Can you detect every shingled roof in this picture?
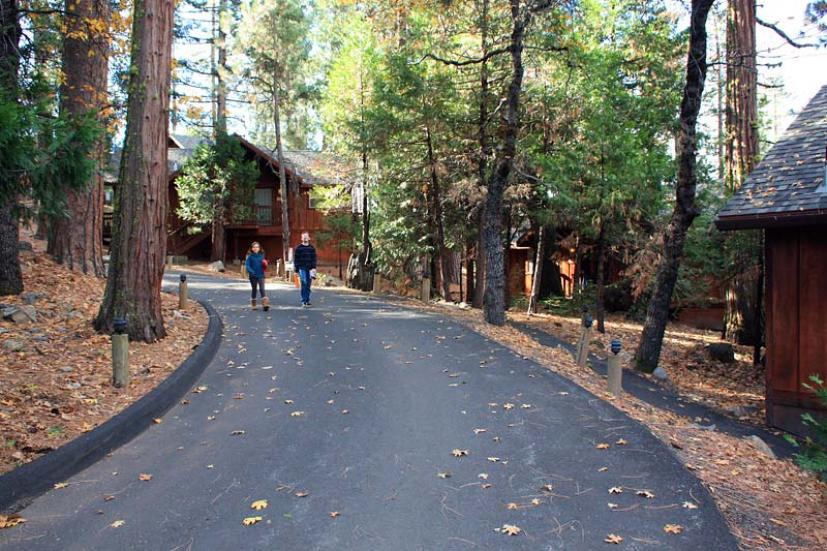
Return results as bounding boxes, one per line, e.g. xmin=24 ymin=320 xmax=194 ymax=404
xmin=716 ymin=84 xmax=827 ymax=230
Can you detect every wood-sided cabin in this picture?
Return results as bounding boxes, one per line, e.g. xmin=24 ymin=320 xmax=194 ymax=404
xmin=164 ymin=134 xmax=353 ymax=273
xmin=716 ymin=84 xmax=827 ymax=436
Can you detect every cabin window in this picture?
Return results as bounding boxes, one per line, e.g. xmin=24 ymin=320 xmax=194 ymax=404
xmin=255 ymin=188 xmax=273 ymax=224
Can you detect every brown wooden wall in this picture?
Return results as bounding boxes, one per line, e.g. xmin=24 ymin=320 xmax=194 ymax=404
xmin=765 ymin=225 xmax=827 ymax=435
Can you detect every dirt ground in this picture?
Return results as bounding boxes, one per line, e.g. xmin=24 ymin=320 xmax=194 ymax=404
xmin=510 ymin=310 xmax=767 ymax=426
xmin=0 ymin=231 xmax=208 ymax=475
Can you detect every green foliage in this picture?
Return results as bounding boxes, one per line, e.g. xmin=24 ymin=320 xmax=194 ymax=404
xmin=785 ymin=375 xmax=827 ymax=479
xmin=0 ymin=91 xmax=99 ymax=219
xmin=175 ymin=133 xmax=259 ymax=225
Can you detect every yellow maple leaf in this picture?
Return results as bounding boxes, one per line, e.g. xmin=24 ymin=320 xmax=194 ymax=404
xmin=503 ymin=403 xmax=515 ymax=410
xmin=664 ymin=524 xmax=684 ymax=534
xmin=242 ymin=516 xmax=262 ymax=526
xmin=54 ymin=482 xmax=69 ymax=489
xmin=501 ymin=524 xmax=521 ymax=536
xmin=250 ymin=500 xmax=268 ymax=511
xmin=138 ymin=473 xmax=152 ymax=481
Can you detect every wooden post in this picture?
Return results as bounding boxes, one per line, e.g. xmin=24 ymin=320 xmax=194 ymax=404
xmin=576 ymin=314 xmax=594 ymax=368
xmin=372 ymin=274 xmax=381 ymax=294
xmin=421 ymin=277 xmax=431 ymax=302
xmin=179 ymin=273 xmax=188 ymax=309
xmin=607 ymin=339 xmax=622 ymax=396
xmin=112 ymin=318 xmax=129 ymax=388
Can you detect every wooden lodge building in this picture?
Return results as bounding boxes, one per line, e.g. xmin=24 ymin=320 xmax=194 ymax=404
xmin=108 ymin=134 xmax=354 ymax=274
xmin=716 ymin=84 xmax=827 ymax=436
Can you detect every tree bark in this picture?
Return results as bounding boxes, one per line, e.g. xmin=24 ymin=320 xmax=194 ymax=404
xmin=724 ymin=0 xmax=761 ymax=345
xmin=595 ymin=223 xmax=607 ymax=333
xmin=633 ymin=0 xmax=714 ymax=372
xmin=273 ymin=77 xmax=291 ymax=270
xmin=50 ymin=0 xmax=110 ymax=276
xmin=725 ymin=0 xmax=757 ymax=192
xmin=527 ymin=224 xmax=547 ymax=315
xmin=0 ymin=0 xmax=23 ymax=296
xmin=95 ymin=0 xmax=172 ymax=342
xmin=425 ymin=124 xmax=452 ymax=301
xmin=472 ymin=0 xmax=490 ymax=310
xmin=216 ymin=0 xmax=228 ymax=135
xmin=211 ymin=202 xmax=226 ymax=262
xmin=483 ymin=0 xmax=532 ymax=326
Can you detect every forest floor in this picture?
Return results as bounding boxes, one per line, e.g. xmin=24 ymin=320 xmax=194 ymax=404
xmin=392 ymin=297 xmax=827 ymax=550
xmin=509 ymin=310 xmax=766 ymax=426
xmin=0 ymin=229 xmax=209 ymax=475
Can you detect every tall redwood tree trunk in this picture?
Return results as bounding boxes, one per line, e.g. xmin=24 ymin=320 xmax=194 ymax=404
xmin=95 ymin=0 xmax=172 ymax=342
xmin=50 ymin=0 xmax=110 ymax=276
xmin=724 ymin=0 xmax=761 ymax=348
xmin=633 ymin=0 xmax=715 ymax=372
xmin=0 ymin=0 xmax=23 ymax=296
xmin=472 ymin=0 xmax=490 ymax=309
xmin=527 ymin=224 xmax=547 ymax=314
xmin=425 ymin=125 xmax=452 ymax=300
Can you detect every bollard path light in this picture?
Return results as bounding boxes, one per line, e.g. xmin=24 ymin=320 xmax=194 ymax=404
xmin=179 ymin=273 xmax=188 ymax=309
xmin=113 ymin=317 xmax=128 ymax=334
xmin=180 ymin=273 xmax=187 ymax=283
xmin=607 ymin=338 xmax=623 ymax=396
xmin=112 ymin=317 xmax=129 ymax=387
xmin=583 ymin=313 xmax=594 ymax=328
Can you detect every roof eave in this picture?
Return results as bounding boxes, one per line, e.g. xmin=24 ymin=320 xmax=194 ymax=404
xmin=715 ymin=209 xmax=827 ymax=231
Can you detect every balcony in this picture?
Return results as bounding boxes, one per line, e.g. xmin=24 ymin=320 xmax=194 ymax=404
xmin=231 ymin=205 xmax=280 ymax=227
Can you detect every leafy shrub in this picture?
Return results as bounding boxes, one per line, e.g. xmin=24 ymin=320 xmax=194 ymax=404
xmin=785 ymin=375 xmax=827 ymax=479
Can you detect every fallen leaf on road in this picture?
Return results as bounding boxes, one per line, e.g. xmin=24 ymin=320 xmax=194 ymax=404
xmin=110 ymin=520 xmax=125 ymax=528
xmin=478 ymin=473 xmax=489 ymax=480
xmin=608 ymin=487 xmax=623 ymax=494
xmin=0 ymin=515 xmax=26 ymax=529
xmin=329 ymin=511 xmax=340 ymax=518
xmin=616 ymin=439 xmax=627 ymax=445
xmin=608 ymin=502 xmax=619 ymax=509
xmin=152 ymin=418 xmax=162 ymax=424
xmin=294 ymin=491 xmax=309 ymax=498
xmin=284 ymin=399 xmax=294 ymax=404
xmin=481 ymin=483 xmax=492 ymax=489
xmin=506 ymin=502 xmax=519 ymax=510
xmin=503 ymin=403 xmax=515 ymax=410
xmin=664 ymin=524 xmax=684 ymax=534
xmin=251 ymin=500 xmax=268 ymax=510
xmin=54 ymin=482 xmax=69 ymax=489
xmin=596 ymin=443 xmax=610 ymax=450
xmin=231 ymin=430 xmax=245 ymax=435
xmin=501 ymin=524 xmax=521 ymax=536
xmin=531 ymin=498 xmax=541 ymax=506
xmin=290 ymin=411 xmax=305 ymax=417
xmin=451 ymin=449 xmax=469 ymax=458
xmin=193 ymin=386 xmax=207 ymax=394
xmin=242 ymin=516 xmax=262 ymax=526
xmin=636 ymin=490 xmax=655 ymax=499
xmin=540 ymin=484 xmax=553 ymax=492
xmin=487 ymin=457 xmax=501 ymax=462
xmin=473 ymin=428 xmax=487 ymax=435
xmin=682 ymin=501 xmax=698 ymax=510
xmin=437 ymin=471 xmax=451 ymax=479
xmin=139 ymin=473 xmax=152 ymax=481
xmin=605 ymin=534 xmax=623 ymax=544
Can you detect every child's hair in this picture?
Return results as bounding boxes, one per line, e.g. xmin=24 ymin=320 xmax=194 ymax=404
xmin=248 ymin=241 xmax=265 ymax=256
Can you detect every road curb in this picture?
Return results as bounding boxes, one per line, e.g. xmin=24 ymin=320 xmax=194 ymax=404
xmin=0 ymin=299 xmax=223 ymax=513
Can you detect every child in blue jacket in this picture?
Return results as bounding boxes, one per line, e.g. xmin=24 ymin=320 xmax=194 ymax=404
xmin=245 ymin=242 xmax=269 ymax=311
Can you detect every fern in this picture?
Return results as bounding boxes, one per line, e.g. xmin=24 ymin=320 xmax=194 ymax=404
xmin=785 ymin=375 xmax=827 ymax=479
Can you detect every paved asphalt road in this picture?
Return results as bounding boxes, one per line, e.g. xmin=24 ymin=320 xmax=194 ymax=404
xmin=0 ymin=275 xmax=736 ymax=550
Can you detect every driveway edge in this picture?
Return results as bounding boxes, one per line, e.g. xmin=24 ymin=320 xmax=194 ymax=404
xmin=0 ymin=299 xmax=223 ymax=513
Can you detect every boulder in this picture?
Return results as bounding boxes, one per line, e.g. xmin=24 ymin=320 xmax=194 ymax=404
xmin=21 ymin=292 xmax=40 ymax=305
xmin=3 ymin=339 xmax=25 ymax=352
xmin=745 ymin=435 xmax=775 ymax=459
xmin=707 ymin=342 xmax=735 ymax=363
xmin=2 ymin=305 xmax=37 ymax=324
xmin=209 ymin=260 xmax=225 ymax=273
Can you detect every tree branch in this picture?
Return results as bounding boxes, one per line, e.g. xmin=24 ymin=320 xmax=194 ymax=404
xmin=756 ymin=16 xmax=818 ymax=49
xmin=417 ymin=46 xmax=511 ymax=67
